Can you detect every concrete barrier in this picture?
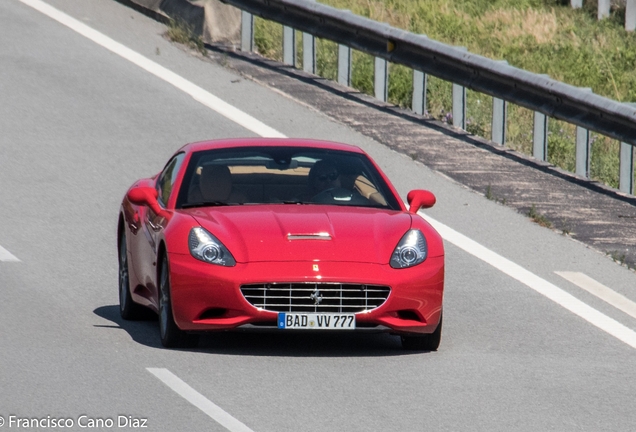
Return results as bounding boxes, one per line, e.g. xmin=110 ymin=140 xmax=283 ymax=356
xmin=201 ymin=0 xmax=240 ymax=46
xmin=128 ymin=0 xmax=240 ymax=46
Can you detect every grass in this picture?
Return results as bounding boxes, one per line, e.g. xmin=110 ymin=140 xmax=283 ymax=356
xmin=608 ymin=250 xmax=627 ymax=265
xmin=528 ymin=204 xmax=553 ymax=228
xmin=560 ymin=218 xmax=572 ymax=236
xmin=485 ymin=184 xmax=494 ymax=201
xmin=485 ymin=184 xmax=507 ymax=204
xmin=166 ymin=19 xmax=207 ymax=56
xmin=250 ymin=0 xmax=636 ymax=191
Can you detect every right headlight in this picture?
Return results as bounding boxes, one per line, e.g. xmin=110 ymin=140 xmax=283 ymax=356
xmin=188 ymin=227 xmax=236 ymax=267
xmin=390 ymin=229 xmax=427 ymax=269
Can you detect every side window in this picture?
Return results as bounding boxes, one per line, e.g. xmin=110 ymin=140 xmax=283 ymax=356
xmin=156 ymin=153 xmax=185 ymax=207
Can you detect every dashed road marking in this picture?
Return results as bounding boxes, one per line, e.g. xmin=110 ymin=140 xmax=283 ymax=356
xmin=147 ymin=368 xmax=255 ymax=432
xmin=0 ymin=245 xmax=20 ymax=262
xmin=556 ymin=271 xmax=636 ymax=321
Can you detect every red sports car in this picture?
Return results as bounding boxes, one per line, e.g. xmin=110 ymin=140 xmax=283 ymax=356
xmin=118 ymin=138 xmax=444 ymax=350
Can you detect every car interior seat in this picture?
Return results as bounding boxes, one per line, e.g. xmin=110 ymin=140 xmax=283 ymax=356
xmin=189 ymin=165 xmax=247 ymax=204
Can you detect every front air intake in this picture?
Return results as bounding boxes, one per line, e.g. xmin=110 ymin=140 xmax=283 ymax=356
xmin=240 ymin=282 xmax=390 ymax=313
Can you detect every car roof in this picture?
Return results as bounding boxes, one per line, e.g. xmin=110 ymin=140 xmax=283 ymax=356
xmin=178 ymin=138 xmax=366 ymax=154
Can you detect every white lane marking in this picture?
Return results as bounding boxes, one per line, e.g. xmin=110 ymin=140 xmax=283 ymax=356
xmin=147 ymin=368 xmax=255 ymax=432
xmin=556 ymin=271 xmax=636 ymax=321
xmin=19 ymin=0 xmax=285 ymax=139
xmin=0 ymin=245 xmax=20 ymax=262
xmin=421 ymin=214 xmax=636 ymax=349
xmin=24 ymin=0 xmax=636 ymax=350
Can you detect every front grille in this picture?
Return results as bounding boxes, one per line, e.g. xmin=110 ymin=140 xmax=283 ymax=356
xmin=240 ymin=283 xmax=391 ymax=313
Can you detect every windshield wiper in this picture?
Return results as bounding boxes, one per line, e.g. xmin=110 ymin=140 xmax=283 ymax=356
xmin=181 ymin=201 xmax=231 ymax=209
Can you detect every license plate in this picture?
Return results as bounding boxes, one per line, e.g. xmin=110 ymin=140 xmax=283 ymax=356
xmin=277 ymin=313 xmax=356 ymax=330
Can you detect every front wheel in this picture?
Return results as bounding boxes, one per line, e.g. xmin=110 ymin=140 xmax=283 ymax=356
xmin=401 ymin=314 xmax=442 ymax=351
xmin=158 ymin=255 xmax=199 ymax=348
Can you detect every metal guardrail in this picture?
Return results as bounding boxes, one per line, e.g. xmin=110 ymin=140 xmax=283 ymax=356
xmin=221 ymin=0 xmax=636 ymax=194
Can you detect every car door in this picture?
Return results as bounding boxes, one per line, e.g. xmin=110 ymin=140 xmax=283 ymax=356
xmin=130 ymin=153 xmax=185 ymax=306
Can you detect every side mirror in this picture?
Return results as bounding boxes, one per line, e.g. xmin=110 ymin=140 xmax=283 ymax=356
xmin=407 ymin=189 xmax=436 ymax=214
xmin=127 ymin=186 xmax=166 ymax=217
xmin=127 ymin=186 xmax=158 ymax=206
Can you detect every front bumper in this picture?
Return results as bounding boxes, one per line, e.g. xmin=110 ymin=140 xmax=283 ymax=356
xmin=168 ymin=253 xmax=444 ymax=335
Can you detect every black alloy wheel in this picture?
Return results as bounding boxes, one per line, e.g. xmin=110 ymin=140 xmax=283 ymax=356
xmin=400 ymin=313 xmax=442 ymax=351
xmin=119 ymin=231 xmax=143 ymax=320
xmin=158 ymin=255 xmax=199 ymax=348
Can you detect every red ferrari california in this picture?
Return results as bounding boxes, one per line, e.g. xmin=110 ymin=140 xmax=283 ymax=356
xmin=118 ymin=138 xmax=444 ymax=350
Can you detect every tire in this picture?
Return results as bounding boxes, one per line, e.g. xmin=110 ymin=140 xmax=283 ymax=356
xmin=158 ymin=255 xmax=199 ymax=349
xmin=401 ymin=314 xmax=442 ymax=351
xmin=119 ymin=230 xmax=144 ymax=320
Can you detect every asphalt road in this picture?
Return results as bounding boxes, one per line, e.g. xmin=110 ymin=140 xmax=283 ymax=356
xmin=1 ymin=0 xmax=635 ymax=431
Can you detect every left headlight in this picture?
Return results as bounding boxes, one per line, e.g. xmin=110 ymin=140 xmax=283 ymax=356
xmin=189 ymin=227 xmax=236 ymax=266
xmin=390 ymin=229 xmax=427 ymax=269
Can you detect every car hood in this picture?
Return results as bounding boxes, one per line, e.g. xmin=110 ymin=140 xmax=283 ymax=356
xmin=186 ymin=205 xmax=412 ymax=264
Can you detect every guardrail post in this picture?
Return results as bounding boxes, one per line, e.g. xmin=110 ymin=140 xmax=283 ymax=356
xmin=627 ymin=0 xmax=636 ymax=31
xmin=302 ymin=0 xmax=316 ymax=74
xmin=283 ymin=26 xmax=296 ymax=66
xmin=571 ymin=0 xmax=582 ymax=8
xmin=533 ymin=112 xmax=548 ymax=161
xmin=338 ymin=45 xmax=351 ymax=86
xmin=619 ymin=102 xmax=636 ymax=194
xmin=492 ymin=98 xmax=507 ymax=145
xmin=452 ymin=83 xmax=466 ymax=130
xmin=374 ymin=57 xmax=388 ymax=102
xmin=598 ymin=0 xmax=610 ymax=19
xmin=412 ymin=70 xmax=427 ymax=115
xmin=452 ymin=47 xmax=467 ymax=130
xmin=302 ymin=32 xmax=316 ymax=74
xmin=337 ymin=11 xmax=353 ymax=87
xmin=619 ymin=142 xmax=634 ymax=194
xmin=575 ymin=126 xmax=591 ymax=177
xmin=491 ymin=60 xmax=508 ymax=145
xmin=575 ymin=88 xmax=593 ymax=178
xmin=241 ymin=11 xmax=254 ymax=52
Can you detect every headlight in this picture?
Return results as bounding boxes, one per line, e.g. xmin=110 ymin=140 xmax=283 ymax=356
xmin=189 ymin=227 xmax=236 ymax=266
xmin=390 ymin=229 xmax=427 ymax=269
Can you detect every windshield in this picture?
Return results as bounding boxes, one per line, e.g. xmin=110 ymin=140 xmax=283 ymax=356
xmin=175 ymin=146 xmax=401 ymax=210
